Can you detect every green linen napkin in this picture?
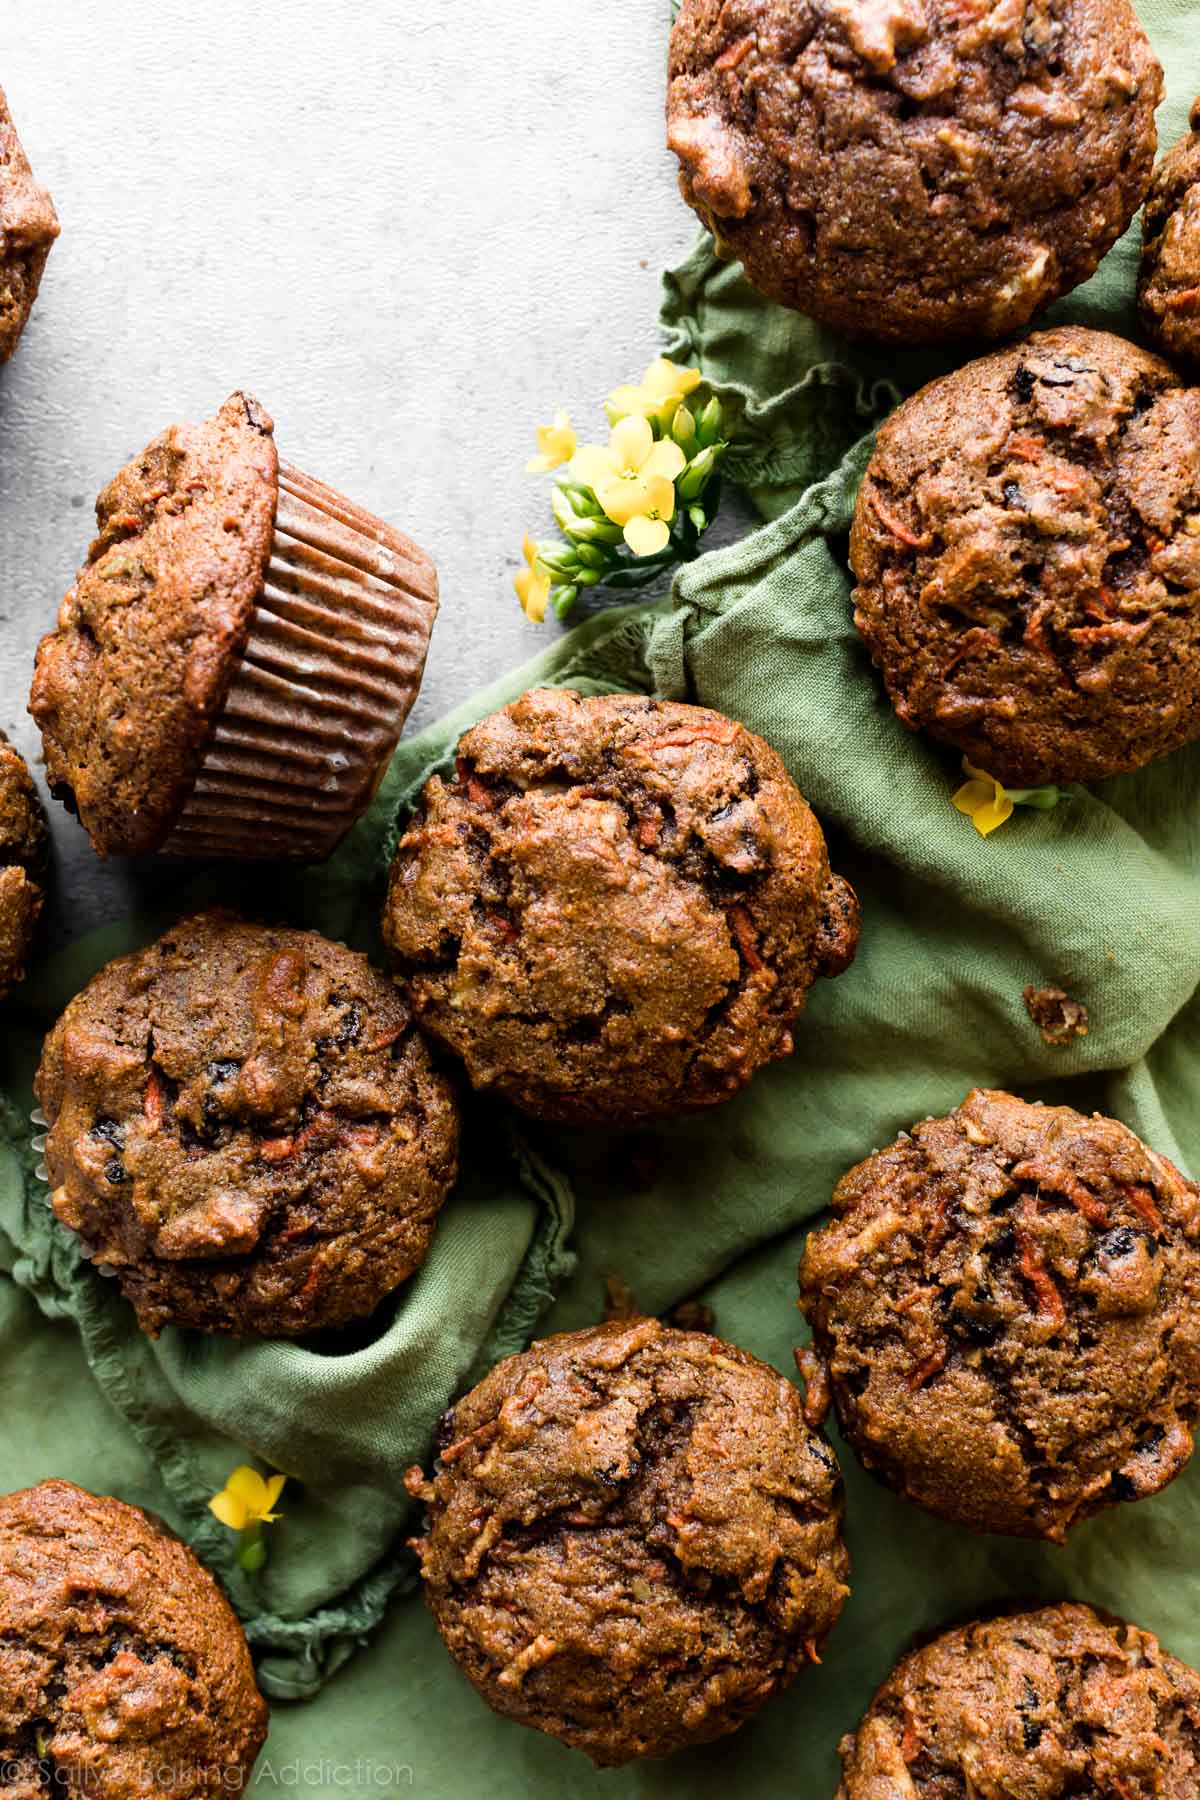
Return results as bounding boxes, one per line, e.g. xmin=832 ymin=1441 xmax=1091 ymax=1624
xmin=2 ymin=5 xmax=1199 ymax=1787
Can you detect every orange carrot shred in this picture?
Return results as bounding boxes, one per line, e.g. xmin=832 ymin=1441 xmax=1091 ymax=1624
xmin=1125 ymin=1184 xmax=1164 ymax=1234
xmin=868 ymin=488 xmax=932 ymax=550
xmin=729 ymin=906 xmax=764 ymax=972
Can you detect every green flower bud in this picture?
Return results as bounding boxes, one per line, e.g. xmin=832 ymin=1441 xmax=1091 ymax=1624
xmin=558 ymin=481 xmax=604 ymax=518
xmin=553 ymin=584 xmax=579 ymax=618
xmin=574 ymin=567 xmax=603 ymax=587
xmin=677 ymin=446 xmax=718 ymax=501
xmin=689 ymin=505 xmax=708 ymax=532
xmin=696 ymin=395 xmax=725 ymax=447
xmin=573 ymin=540 xmax=611 ymax=572
xmin=536 ymin=540 xmax=580 ymax=578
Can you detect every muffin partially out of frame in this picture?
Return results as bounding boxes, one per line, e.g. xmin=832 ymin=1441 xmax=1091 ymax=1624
xmin=850 ymin=327 xmax=1200 ymax=786
xmin=30 ymin=391 xmax=439 ymax=861
xmin=798 ymin=1089 xmax=1200 ymax=1541
xmin=406 ymin=1317 xmax=850 ymax=1765
xmin=35 ymin=911 xmax=459 ymax=1338
xmin=0 ymin=1480 xmax=267 ymax=1800
xmin=1140 ymin=96 xmax=1200 ymax=369
xmin=0 ymin=86 xmax=58 ymax=362
xmin=382 ymin=688 xmax=859 ymax=1128
xmin=836 ymin=1604 xmax=1200 ymax=1799
xmin=0 ymin=728 xmax=47 ymax=1001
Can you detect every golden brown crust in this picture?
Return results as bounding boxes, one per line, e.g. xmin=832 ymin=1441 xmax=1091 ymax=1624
xmin=35 ymin=911 xmax=460 ymax=1338
xmin=850 ymin=327 xmax=1200 ymax=785
xmin=667 ymin=0 xmax=1161 ymax=344
xmin=406 ymin=1318 xmax=850 ymax=1765
xmin=29 ymin=394 xmax=279 ymax=856
xmin=0 ymin=1480 xmax=267 ymax=1799
xmin=382 ymin=688 xmax=859 ymax=1127
xmin=0 ymin=730 xmax=47 ymax=1001
xmin=799 ymin=1089 xmax=1200 ymax=1541
xmin=0 ymin=87 xmax=58 ymax=363
xmin=1139 ymin=96 xmax=1200 ymax=369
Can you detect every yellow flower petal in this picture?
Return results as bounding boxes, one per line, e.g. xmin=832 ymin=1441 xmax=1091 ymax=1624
xmin=526 ymin=411 xmax=576 ymax=473
xmin=607 ymin=382 xmax=652 ymax=418
xmin=609 ymin=413 xmax=655 ymax=475
xmin=596 ymin=473 xmax=653 ymax=527
xmin=643 ymin=358 xmax=702 ymax=402
xmin=515 ymin=562 xmax=551 ymax=622
xmin=570 ymin=444 xmax=619 ymax=490
xmin=643 ymin=439 xmax=687 ymax=484
xmin=521 ymin=533 xmax=539 ymax=569
xmin=209 ymin=1490 xmax=250 ymax=1531
xmin=972 ymin=792 xmax=1015 ymax=836
xmin=260 ymin=1474 xmax=288 ymax=1522
xmin=644 ymin=474 xmax=677 ymax=523
xmin=951 ymin=778 xmax=995 ymax=818
xmin=224 ymin=1467 xmax=271 ymax=1512
xmin=625 ymin=514 xmax=671 ymax=556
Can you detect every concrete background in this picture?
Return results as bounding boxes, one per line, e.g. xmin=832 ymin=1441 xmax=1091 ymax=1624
xmin=0 ymin=0 xmax=698 ymax=944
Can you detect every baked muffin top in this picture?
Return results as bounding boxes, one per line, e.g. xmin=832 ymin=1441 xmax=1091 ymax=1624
xmin=406 ymin=1317 xmax=850 ymax=1765
xmin=0 ymin=730 xmax=47 ymax=1002
xmin=382 ymin=688 xmax=859 ymax=1127
xmin=29 ymin=393 xmax=279 ymax=856
xmin=1140 ymin=96 xmax=1200 ymax=369
xmin=0 ymin=86 xmax=58 ymax=363
xmin=36 ymin=911 xmax=460 ymax=1338
xmin=798 ymin=1088 xmax=1200 ymax=1541
xmin=850 ymin=327 xmax=1200 ymax=785
xmin=836 ymin=1604 xmax=1200 ymax=1799
xmin=0 ymin=1480 xmax=267 ymax=1800
xmin=668 ymin=0 xmax=1161 ymax=344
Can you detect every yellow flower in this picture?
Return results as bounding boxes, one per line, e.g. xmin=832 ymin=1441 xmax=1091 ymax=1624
xmin=952 ymin=760 xmax=1015 ymax=837
xmin=514 ymin=534 xmax=552 ymax=623
xmin=609 ymin=357 xmax=703 ymax=420
xmin=526 ymin=410 xmax=577 ymax=474
xmin=570 ymin=416 xmax=686 ymax=556
xmin=209 ymin=1466 xmax=287 ymax=1532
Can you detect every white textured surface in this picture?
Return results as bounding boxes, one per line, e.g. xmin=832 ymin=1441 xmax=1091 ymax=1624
xmin=0 ymin=0 xmax=696 ymax=941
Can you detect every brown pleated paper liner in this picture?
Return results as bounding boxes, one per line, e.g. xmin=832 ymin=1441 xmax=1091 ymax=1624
xmin=163 ymin=462 xmax=438 ymax=861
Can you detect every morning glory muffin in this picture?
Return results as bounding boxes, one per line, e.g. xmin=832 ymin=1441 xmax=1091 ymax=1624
xmin=0 ymin=1480 xmax=267 ymax=1799
xmin=0 ymin=729 xmax=47 ymax=1001
xmin=667 ymin=0 xmax=1160 ymax=345
xmin=29 ymin=391 xmax=439 ymax=861
xmin=405 ymin=1317 xmax=850 ymax=1765
xmin=836 ymin=1603 xmax=1200 ymax=1799
xmin=35 ymin=911 xmax=459 ymax=1338
xmin=382 ymin=688 xmax=859 ymax=1128
xmin=0 ymin=86 xmax=58 ymax=363
xmin=1139 ymin=97 xmax=1200 ymax=368
xmin=850 ymin=327 xmax=1200 ymax=786
xmin=797 ymin=1089 xmax=1200 ymax=1542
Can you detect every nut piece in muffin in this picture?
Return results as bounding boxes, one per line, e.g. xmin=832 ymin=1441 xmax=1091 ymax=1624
xmin=30 ymin=392 xmax=439 ymax=861
xmin=382 ymin=688 xmax=859 ymax=1128
xmin=667 ymin=0 xmax=1161 ymax=345
xmin=35 ymin=911 xmax=459 ymax=1338
xmin=850 ymin=327 xmax=1200 ymax=786
xmin=405 ymin=1317 xmax=850 ymax=1765
xmin=836 ymin=1603 xmax=1200 ymax=1799
xmin=798 ymin=1089 xmax=1200 ymax=1541
xmin=0 ymin=1479 xmax=267 ymax=1799
xmin=0 ymin=87 xmax=58 ymax=363
xmin=1140 ymin=97 xmax=1200 ymax=369
xmin=0 ymin=729 xmax=47 ymax=1001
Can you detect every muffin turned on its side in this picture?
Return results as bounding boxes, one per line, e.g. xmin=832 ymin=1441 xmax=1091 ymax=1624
xmin=0 ymin=86 xmax=58 ymax=362
xmin=0 ymin=729 xmax=47 ymax=1001
xmin=406 ymin=1318 xmax=850 ymax=1765
xmin=35 ymin=911 xmax=460 ymax=1338
xmin=382 ymin=688 xmax=859 ymax=1128
xmin=0 ymin=1480 xmax=267 ymax=1799
xmin=836 ymin=1604 xmax=1200 ymax=1798
xmin=850 ymin=327 xmax=1200 ymax=786
xmin=30 ymin=392 xmax=440 ymax=862
xmin=1140 ymin=97 xmax=1200 ymax=369
xmin=667 ymin=0 xmax=1161 ymax=344
xmin=798 ymin=1089 xmax=1200 ymax=1541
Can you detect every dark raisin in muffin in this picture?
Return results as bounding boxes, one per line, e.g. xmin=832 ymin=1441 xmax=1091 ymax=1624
xmin=0 ymin=86 xmax=58 ymax=362
xmin=667 ymin=0 xmax=1161 ymax=344
xmin=0 ymin=729 xmax=47 ymax=1001
xmin=35 ymin=911 xmax=460 ymax=1337
xmin=0 ymin=1480 xmax=267 ymax=1799
xmin=850 ymin=327 xmax=1200 ymax=785
xmin=1139 ymin=96 xmax=1200 ymax=369
xmin=798 ymin=1089 xmax=1200 ymax=1541
xmin=382 ymin=688 xmax=859 ymax=1128
xmin=406 ymin=1317 xmax=850 ymax=1765
xmin=836 ymin=1604 xmax=1200 ymax=1798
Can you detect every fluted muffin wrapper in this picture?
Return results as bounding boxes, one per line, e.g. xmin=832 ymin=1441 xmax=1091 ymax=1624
xmin=30 ymin=1105 xmax=118 ymax=1278
xmin=163 ymin=462 xmax=438 ymax=861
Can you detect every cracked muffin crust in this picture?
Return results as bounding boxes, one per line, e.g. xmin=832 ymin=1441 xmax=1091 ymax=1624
xmin=405 ymin=1317 xmax=851 ymax=1765
xmin=29 ymin=394 xmax=280 ymax=857
xmin=797 ymin=1089 xmax=1200 ymax=1541
xmin=0 ymin=1479 xmax=267 ymax=1800
xmin=836 ymin=1603 xmax=1200 ymax=1799
xmin=35 ymin=911 xmax=460 ymax=1338
xmin=0 ymin=730 xmax=47 ymax=1002
xmin=381 ymin=688 xmax=859 ymax=1128
xmin=0 ymin=87 xmax=58 ymax=363
xmin=1139 ymin=97 xmax=1200 ymax=370
xmin=667 ymin=0 xmax=1161 ymax=345
xmin=850 ymin=328 xmax=1200 ymax=786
